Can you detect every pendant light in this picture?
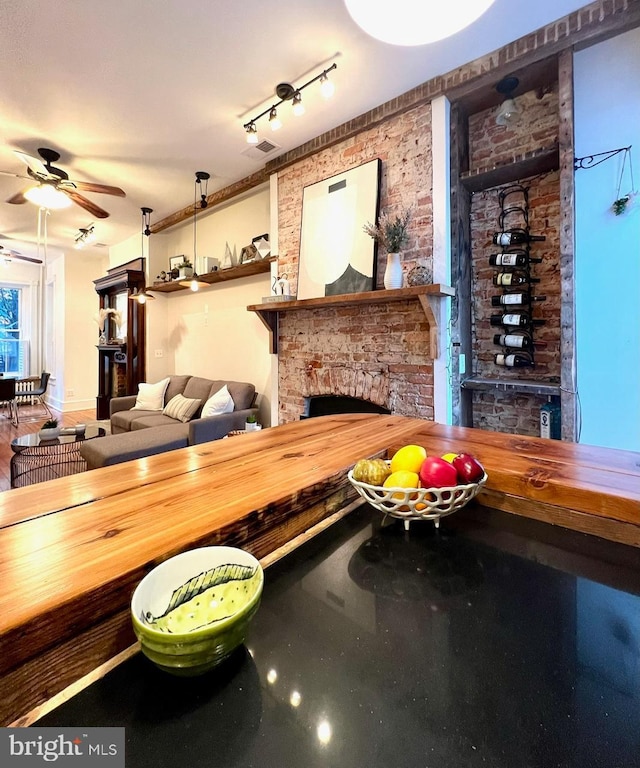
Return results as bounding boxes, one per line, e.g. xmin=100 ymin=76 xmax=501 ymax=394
xmin=179 ymin=172 xmax=210 ymax=291
xmin=129 ymin=207 xmax=156 ymax=303
xmin=495 ymin=76 xmax=521 ymax=126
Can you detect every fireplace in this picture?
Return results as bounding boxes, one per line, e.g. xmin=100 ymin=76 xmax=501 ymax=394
xmin=302 ymin=395 xmax=391 ymax=419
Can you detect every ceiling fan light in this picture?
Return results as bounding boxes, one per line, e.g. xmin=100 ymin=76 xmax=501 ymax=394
xmin=344 ymin=0 xmax=497 ymax=45
xmin=24 ymin=184 xmax=72 ymax=209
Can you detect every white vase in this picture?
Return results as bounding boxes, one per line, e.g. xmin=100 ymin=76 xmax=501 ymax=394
xmin=383 ymin=252 xmax=403 ymax=290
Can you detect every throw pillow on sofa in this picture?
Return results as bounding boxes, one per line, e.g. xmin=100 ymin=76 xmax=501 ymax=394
xmin=132 ymin=377 xmax=170 ymax=411
xmin=163 ymin=393 xmax=201 ymax=423
xmin=201 ymin=384 xmax=234 ymax=417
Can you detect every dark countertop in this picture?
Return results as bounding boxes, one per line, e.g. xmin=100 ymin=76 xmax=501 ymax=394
xmin=37 ymin=505 xmax=640 ymax=768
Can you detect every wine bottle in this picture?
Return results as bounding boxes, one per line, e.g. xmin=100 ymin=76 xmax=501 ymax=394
xmin=491 ymin=293 xmax=547 ymax=306
xmin=493 ymin=333 xmax=532 ymax=349
xmin=490 ymin=312 xmax=533 ymax=327
xmin=494 ymin=352 xmax=535 ymax=368
xmin=492 ymin=228 xmax=545 ymax=246
xmin=489 ymin=252 xmax=543 ymax=267
xmin=493 ymin=271 xmax=540 ymax=286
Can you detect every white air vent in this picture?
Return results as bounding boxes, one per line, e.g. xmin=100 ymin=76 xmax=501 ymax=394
xmin=241 ymin=139 xmax=281 ymax=160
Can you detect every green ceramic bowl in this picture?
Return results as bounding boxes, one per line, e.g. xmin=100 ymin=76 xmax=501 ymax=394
xmin=131 ymin=546 xmax=263 ymax=676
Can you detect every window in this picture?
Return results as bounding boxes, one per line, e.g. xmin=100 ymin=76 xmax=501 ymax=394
xmin=0 ymin=285 xmax=29 ymax=377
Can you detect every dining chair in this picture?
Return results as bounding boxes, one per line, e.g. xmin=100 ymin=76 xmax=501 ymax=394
xmin=15 ymin=371 xmax=53 ymax=419
xmin=0 ymin=377 xmax=18 ymax=426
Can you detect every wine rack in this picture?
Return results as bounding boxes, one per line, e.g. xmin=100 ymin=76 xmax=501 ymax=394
xmin=489 ymin=184 xmax=545 ymax=369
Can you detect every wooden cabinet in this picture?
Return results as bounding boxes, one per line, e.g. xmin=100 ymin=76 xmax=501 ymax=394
xmin=93 ymin=260 xmax=146 ymax=419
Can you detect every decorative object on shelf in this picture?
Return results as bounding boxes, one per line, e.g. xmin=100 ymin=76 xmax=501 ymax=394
xmin=298 ymin=159 xmax=381 ymax=300
xmin=39 ymin=418 xmax=60 ymax=440
xmin=252 ymin=234 xmax=270 ymax=259
xmin=169 ymin=255 xmax=186 ymax=275
xmin=243 ymin=63 xmax=337 ymax=143
xmin=222 ymin=242 xmax=233 ymax=269
xmin=177 ymin=261 xmax=194 ymax=279
xmin=95 ymin=307 xmax=116 ymax=343
xmin=364 ymin=205 xmax=412 ymax=290
xmin=273 ymin=274 xmax=291 ymax=297
xmin=383 ymin=253 xmax=403 ymax=290
xmin=343 ymin=0 xmax=496 ymax=46
xmin=495 ymin=75 xmax=521 ymax=126
xmin=240 ymin=244 xmax=258 ymax=264
xmin=406 ymin=263 xmax=432 ymax=287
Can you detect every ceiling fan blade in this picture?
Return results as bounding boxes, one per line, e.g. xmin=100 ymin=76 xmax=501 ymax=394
xmin=0 ymin=170 xmax=31 ymax=180
xmin=63 ymin=180 xmax=126 ymax=197
xmin=64 ymin=189 xmax=110 ymax=218
xmin=6 ymin=190 xmax=28 ymax=205
xmin=13 ymin=150 xmax=49 ymax=177
xmin=8 ymin=252 xmax=43 ymax=264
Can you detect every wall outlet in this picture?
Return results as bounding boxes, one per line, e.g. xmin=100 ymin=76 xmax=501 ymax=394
xmin=66 ymin=389 xmax=74 ymax=398
xmin=154 ymin=349 xmax=164 ymax=358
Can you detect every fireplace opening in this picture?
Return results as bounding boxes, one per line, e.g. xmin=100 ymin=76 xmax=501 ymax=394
xmin=302 ymin=395 xmax=390 ymax=419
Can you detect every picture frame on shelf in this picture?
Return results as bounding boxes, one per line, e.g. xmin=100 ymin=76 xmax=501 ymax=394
xmin=240 ymin=244 xmax=258 ymax=264
xmin=169 ymin=255 xmax=184 ymax=272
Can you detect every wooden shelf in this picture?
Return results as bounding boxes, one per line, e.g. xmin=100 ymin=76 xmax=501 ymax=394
xmin=247 ymin=284 xmax=455 ymax=357
xmin=460 ymin=145 xmax=560 ymax=193
xmin=461 ymin=376 xmax=561 ymax=397
xmin=150 ymin=257 xmax=275 ymax=293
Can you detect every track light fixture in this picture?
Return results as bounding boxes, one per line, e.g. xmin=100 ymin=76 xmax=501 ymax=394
xmin=495 ymin=76 xmax=521 ymax=126
xmin=243 ymin=62 xmax=337 ymax=142
xmin=74 ymin=224 xmax=96 ymax=249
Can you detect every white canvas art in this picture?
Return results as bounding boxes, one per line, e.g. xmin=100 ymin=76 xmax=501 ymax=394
xmin=297 ymin=159 xmax=380 ymax=299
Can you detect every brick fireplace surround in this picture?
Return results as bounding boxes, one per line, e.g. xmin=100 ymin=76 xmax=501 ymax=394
xmin=266 ymin=0 xmax=631 ymax=433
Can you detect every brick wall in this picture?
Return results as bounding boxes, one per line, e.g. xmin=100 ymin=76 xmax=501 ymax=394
xmin=276 ymin=103 xmax=434 ymax=423
xmin=468 ymin=89 xmax=561 ymax=436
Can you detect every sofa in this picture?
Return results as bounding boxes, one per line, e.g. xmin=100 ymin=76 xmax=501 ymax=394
xmin=80 ymin=375 xmax=258 ymax=470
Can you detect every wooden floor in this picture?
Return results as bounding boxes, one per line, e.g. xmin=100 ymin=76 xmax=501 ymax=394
xmin=0 ymin=404 xmax=96 ymax=492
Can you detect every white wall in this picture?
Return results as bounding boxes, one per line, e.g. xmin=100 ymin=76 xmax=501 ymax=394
xmin=574 ymin=27 xmax=640 ymax=451
xmin=145 ymin=186 xmax=273 ymax=424
xmin=46 ymin=248 xmax=108 ymax=412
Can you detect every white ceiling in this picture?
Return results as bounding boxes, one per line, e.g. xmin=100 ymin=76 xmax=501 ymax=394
xmin=0 ymin=0 xmax=588 ymax=260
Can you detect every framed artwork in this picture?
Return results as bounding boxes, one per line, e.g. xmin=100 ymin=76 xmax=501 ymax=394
xmin=297 ymin=158 xmax=381 ymax=300
xmin=169 ymin=255 xmax=184 ymax=271
xmin=240 ymin=244 xmax=258 ymax=264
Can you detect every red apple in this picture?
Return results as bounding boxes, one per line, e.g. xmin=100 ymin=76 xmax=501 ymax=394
xmin=452 ymin=452 xmax=485 ymax=484
xmin=418 ymin=456 xmax=459 ymax=489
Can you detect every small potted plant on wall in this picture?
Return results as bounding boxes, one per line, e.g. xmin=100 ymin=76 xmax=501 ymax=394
xmin=177 ymin=260 xmax=194 ymax=279
xmin=39 ymin=418 xmax=60 ymax=440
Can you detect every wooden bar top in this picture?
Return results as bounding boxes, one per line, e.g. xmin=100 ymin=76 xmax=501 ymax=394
xmin=1 ymin=413 xmax=639 ymax=726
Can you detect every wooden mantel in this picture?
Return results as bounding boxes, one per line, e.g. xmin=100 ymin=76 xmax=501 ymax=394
xmin=247 ymin=284 xmax=455 ymax=356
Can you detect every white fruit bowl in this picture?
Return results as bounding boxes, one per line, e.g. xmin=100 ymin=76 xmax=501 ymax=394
xmin=348 ymin=461 xmax=488 ymax=528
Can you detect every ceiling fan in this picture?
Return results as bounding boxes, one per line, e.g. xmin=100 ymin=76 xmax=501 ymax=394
xmin=1 ymin=147 xmax=126 ymax=219
xmin=0 ymin=244 xmax=43 ymax=265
